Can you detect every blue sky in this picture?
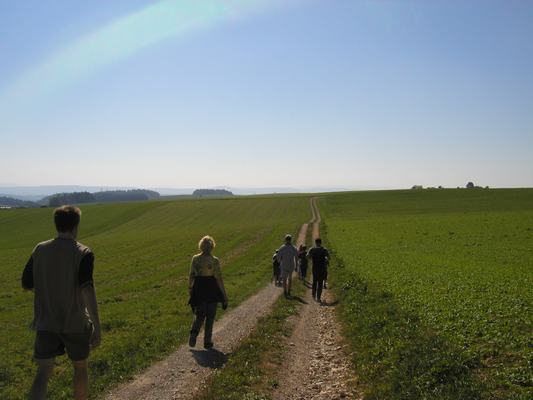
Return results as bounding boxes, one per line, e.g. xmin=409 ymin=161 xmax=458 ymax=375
xmin=1 ymin=0 xmax=532 ymax=189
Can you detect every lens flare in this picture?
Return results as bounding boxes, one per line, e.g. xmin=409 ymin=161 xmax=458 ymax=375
xmin=2 ymin=0 xmax=277 ymax=103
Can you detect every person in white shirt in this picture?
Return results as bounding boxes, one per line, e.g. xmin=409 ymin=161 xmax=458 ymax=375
xmin=276 ymin=234 xmax=298 ymax=298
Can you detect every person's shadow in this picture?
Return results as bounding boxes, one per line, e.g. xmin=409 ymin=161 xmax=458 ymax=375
xmin=290 ymin=295 xmax=308 ymax=304
xmin=190 ymin=348 xmax=228 ymax=369
xmin=320 ymin=299 xmax=339 ymax=307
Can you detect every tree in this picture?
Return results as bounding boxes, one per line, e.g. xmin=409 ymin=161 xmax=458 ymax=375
xmin=466 ymin=182 xmax=475 ymax=189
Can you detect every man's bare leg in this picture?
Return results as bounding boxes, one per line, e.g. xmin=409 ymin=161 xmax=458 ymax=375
xmin=29 ymin=358 xmax=54 ymax=400
xmin=283 ymin=274 xmax=292 ymax=297
xmin=73 ymin=359 xmax=88 ymax=400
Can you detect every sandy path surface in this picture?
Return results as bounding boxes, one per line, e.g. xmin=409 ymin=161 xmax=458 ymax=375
xmin=104 ymin=199 xmax=315 ymax=400
xmin=272 ymin=198 xmax=360 ymax=400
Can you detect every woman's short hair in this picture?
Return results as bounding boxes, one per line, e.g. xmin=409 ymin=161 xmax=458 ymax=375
xmin=199 ymin=235 xmax=216 ymax=253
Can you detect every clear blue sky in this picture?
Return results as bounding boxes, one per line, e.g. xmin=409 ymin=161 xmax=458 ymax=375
xmin=1 ymin=0 xmax=532 ymax=189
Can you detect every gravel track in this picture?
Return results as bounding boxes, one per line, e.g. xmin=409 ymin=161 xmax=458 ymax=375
xmin=272 ymin=198 xmax=360 ymax=400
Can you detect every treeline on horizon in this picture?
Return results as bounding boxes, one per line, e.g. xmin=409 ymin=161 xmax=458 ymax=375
xmin=45 ymin=189 xmax=161 ymax=207
xmin=0 ymin=196 xmax=41 ymax=208
xmin=0 ymin=188 xmax=236 ymax=208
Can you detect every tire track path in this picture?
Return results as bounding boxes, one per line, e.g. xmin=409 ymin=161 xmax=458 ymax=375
xmin=272 ymin=197 xmax=360 ymax=400
xmin=104 ymin=199 xmax=316 ymax=400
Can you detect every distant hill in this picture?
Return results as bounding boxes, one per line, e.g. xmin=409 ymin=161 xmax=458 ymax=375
xmin=44 ymin=189 xmax=160 ymax=207
xmin=0 ymin=196 xmax=40 ymax=208
xmin=192 ymin=189 xmax=234 ymax=197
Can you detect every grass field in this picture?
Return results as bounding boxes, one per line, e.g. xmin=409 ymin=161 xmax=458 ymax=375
xmin=0 ymin=196 xmax=310 ymax=399
xmin=321 ymin=189 xmax=533 ymax=399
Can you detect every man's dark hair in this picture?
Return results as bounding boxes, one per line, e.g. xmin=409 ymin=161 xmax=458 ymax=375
xmin=54 ymin=205 xmax=81 ymax=232
xmin=315 ymin=238 xmax=322 ymax=245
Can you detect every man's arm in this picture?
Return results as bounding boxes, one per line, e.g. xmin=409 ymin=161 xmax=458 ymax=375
xmin=21 ymin=256 xmax=34 ymax=290
xmin=81 ymin=285 xmax=101 ymax=348
xmin=79 ymin=252 xmax=101 ymax=348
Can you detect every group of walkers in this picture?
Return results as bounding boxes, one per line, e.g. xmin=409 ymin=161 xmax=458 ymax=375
xmin=20 ymin=206 xmax=329 ymax=399
xmin=272 ymin=234 xmax=330 ymax=301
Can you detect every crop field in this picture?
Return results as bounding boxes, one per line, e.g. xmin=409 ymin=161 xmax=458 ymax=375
xmin=0 ymin=196 xmax=310 ymax=399
xmin=321 ymin=189 xmax=533 ymax=399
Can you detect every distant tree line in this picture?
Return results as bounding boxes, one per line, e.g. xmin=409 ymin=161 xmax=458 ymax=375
xmin=45 ymin=189 xmax=160 ymax=207
xmin=0 ymin=196 xmax=40 ymax=208
xmin=93 ymin=189 xmax=160 ymax=202
xmin=192 ymin=189 xmax=234 ymax=197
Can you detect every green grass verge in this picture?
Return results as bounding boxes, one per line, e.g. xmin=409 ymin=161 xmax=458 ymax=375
xmin=195 ymin=281 xmax=306 ymax=400
xmin=328 ymin=249 xmax=482 ymax=399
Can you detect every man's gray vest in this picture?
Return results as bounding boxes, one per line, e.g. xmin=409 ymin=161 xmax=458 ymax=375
xmin=31 ymin=238 xmax=92 ymax=333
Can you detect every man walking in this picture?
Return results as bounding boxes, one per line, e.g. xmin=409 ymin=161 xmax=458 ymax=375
xmin=276 ymin=234 xmax=298 ymax=298
xmin=22 ymin=206 xmax=101 ymax=400
xmin=307 ymin=238 xmax=330 ymax=302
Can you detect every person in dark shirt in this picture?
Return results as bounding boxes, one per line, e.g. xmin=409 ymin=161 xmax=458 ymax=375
xmin=298 ymin=245 xmax=308 ymax=281
xmin=21 ymin=205 xmax=101 ymax=400
xmin=272 ymin=250 xmax=281 ymax=286
xmin=307 ymin=238 xmax=330 ymax=302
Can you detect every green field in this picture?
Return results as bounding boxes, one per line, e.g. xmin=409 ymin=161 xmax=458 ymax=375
xmin=2 ymin=190 xmax=532 ymax=400
xmin=0 ymin=196 xmax=310 ymax=399
xmin=321 ymin=189 xmax=533 ymax=399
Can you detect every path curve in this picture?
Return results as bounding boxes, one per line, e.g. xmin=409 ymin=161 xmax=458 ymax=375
xmin=104 ymin=198 xmax=316 ymax=400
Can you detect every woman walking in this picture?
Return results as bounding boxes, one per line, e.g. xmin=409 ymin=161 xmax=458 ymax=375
xmin=188 ymin=236 xmax=228 ymax=349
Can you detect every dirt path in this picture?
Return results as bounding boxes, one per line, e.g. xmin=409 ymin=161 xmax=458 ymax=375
xmin=104 ymin=199 xmax=315 ymax=400
xmin=272 ymin=198 xmax=360 ymax=400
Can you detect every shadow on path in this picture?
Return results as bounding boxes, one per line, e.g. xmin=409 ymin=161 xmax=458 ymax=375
xmin=319 ymin=299 xmax=339 ymax=307
xmin=290 ymin=295 xmax=308 ymax=304
xmin=190 ymin=349 xmax=228 ymax=369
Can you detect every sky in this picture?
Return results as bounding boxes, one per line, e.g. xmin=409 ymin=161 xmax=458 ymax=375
xmin=1 ymin=0 xmax=532 ymax=190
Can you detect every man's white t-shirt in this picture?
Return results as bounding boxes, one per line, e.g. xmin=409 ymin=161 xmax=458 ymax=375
xmin=277 ymin=243 xmax=298 ymax=273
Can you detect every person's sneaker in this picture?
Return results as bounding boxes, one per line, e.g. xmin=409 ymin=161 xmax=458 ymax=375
xmin=204 ymin=342 xmax=214 ymax=350
xmin=189 ymin=335 xmax=197 ymax=347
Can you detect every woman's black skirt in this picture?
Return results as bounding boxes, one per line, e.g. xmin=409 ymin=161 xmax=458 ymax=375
xmin=188 ymin=276 xmax=224 ymax=310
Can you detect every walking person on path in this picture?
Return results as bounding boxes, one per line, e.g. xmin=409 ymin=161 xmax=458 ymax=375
xmin=276 ymin=234 xmax=298 ymax=298
xmin=298 ymin=245 xmax=308 ymax=281
xmin=188 ymin=235 xmax=228 ymax=349
xmin=307 ymin=238 xmax=330 ymax=302
xmin=272 ymin=250 xmax=282 ymax=286
xmin=21 ymin=205 xmax=101 ymax=400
